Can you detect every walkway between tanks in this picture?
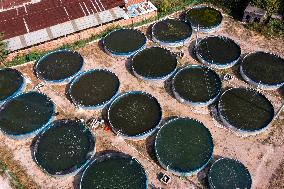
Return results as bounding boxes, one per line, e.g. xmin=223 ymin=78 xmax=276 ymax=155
xmin=96 ymin=129 xmax=201 ymax=189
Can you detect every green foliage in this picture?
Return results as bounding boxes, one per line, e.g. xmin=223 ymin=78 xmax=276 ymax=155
xmin=0 ymin=160 xmax=24 ymax=189
xmin=0 ymin=33 xmax=8 ymax=63
xmin=154 ymin=0 xmax=171 ymax=13
xmin=153 ymin=0 xmax=201 ymax=15
xmin=265 ymin=0 xmax=281 ymax=17
xmin=245 ymin=18 xmax=284 ymax=37
xmin=25 ymin=51 xmax=44 ymax=62
xmin=250 ymin=0 xmax=283 ymax=21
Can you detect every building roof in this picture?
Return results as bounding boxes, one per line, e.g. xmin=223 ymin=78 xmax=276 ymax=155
xmin=0 ymin=0 xmax=126 ymax=40
xmin=244 ymin=5 xmax=266 ymax=16
xmin=0 ymin=0 xmax=33 ymax=10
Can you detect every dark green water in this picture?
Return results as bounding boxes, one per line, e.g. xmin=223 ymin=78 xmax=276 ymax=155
xmin=219 ymin=88 xmax=274 ymax=131
xmin=132 ymin=47 xmax=177 ymax=79
xmin=173 ymin=66 xmax=221 ymax=103
xmin=0 ymin=68 xmax=24 ymax=101
xmin=242 ymin=52 xmax=284 ymax=85
xmin=196 ymin=36 xmax=241 ymax=66
xmin=209 ymin=158 xmax=252 ymax=189
xmin=155 ymin=118 xmax=213 ymax=174
xmin=0 ymin=92 xmax=54 ymax=136
xmin=104 ymin=29 xmax=146 ymax=54
xmin=69 ymin=70 xmax=119 ymax=107
xmin=185 ymin=6 xmax=222 ymax=29
xmin=36 ymin=50 xmax=83 ymax=81
xmin=152 ymin=19 xmax=192 ymax=43
xmin=80 ymin=156 xmax=147 ymax=189
xmin=108 ymin=92 xmax=162 ymax=137
xmin=34 ymin=119 xmax=95 ymax=175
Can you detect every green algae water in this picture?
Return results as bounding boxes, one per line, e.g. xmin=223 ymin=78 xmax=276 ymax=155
xmin=80 ymin=155 xmax=147 ymax=189
xmin=155 ymin=117 xmax=213 ymax=176
xmin=185 ymin=6 xmax=222 ymax=30
xmin=0 ymin=68 xmax=24 ymax=102
xmin=218 ymin=88 xmax=274 ymax=132
xmin=152 ymin=19 xmax=192 ymax=44
xmin=0 ymin=91 xmax=54 ymax=137
xmin=69 ymin=69 xmax=120 ymax=108
xmin=35 ymin=50 xmax=83 ymax=82
xmin=241 ymin=52 xmax=284 ymax=87
xmin=34 ymin=119 xmax=95 ymax=175
xmin=103 ymin=29 xmax=146 ymax=56
xmin=208 ymin=158 xmax=252 ymax=189
xmin=132 ymin=47 xmax=177 ymax=79
xmin=196 ymin=36 xmax=241 ymax=68
xmin=172 ymin=65 xmax=221 ymax=105
xmin=108 ymin=92 xmax=162 ymax=139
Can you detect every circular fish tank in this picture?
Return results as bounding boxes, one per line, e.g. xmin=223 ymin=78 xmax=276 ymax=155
xmin=185 ymin=6 xmax=222 ymax=32
xmin=208 ymin=158 xmax=252 ymax=189
xmin=35 ymin=50 xmax=84 ymax=83
xmin=103 ymin=29 xmax=147 ymax=57
xmin=80 ymin=154 xmax=147 ymax=189
xmin=132 ymin=47 xmax=178 ymax=80
xmin=172 ymin=65 xmax=221 ymax=106
xmin=0 ymin=68 xmax=25 ymax=104
xmin=0 ymin=91 xmax=55 ymax=139
xmin=195 ymin=36 xmax=241 ymax=69
xmin=34 ymin=119 xmax=95 ymax=176
xmin=108 ymin=91 xmax=162 ymax=140
xmin=155 ymin=117 xmax=213 ymax=176
xmin=240 ymin=51 xmax=284 ymax=90
xmin=218 ymin=88 xmax=274 ymax=134
xmin=152 ymin=19 xmax=193 ymax=47
xmin=69 ymin=69 xmax=120 ymax=109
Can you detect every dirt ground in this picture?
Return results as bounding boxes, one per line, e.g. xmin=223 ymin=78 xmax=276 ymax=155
xmin=0 ymin=175 xmax=12 ymax=189
xmin=0 ymin=8 xmax=283 ymax=189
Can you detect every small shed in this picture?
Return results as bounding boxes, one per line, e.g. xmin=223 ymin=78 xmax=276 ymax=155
xmin=242 ymin=5 xmax=266 ymax=23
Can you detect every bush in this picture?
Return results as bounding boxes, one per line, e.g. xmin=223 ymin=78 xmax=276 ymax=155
xmin=245 ymin=18 xmax=284 ymax=38
xmin=0 ymin=33 xmax=8 ymax=62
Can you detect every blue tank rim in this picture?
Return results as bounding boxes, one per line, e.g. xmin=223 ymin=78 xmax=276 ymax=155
xmin=68 ymin=68 xmax=120 ymax=109
xmin=151 ymin=18 xmax=193 ymax=47
xmin=107 ymin=91 xmax=163 ymax=140
xmin=34 ymin=49 xmax=84 ymax=83
xmin=184 ymin=5 xmax=223 ymax=32
xmin=33 ymin=119 xmax=96 ymax=177
xmin=103 ymin=28 xmax=147 ymax=57
xmin=218 ymin=87 xmax=275 ymax=135
xmin=208 ymin=157 xmax=252 ymax=189
xmin=0 ymin=68 xmax=26 ymax=105
xmin=131 ymin=46 xmax=178 ymax=81
xmin=154 ymin=117 xmax=214 ymax=176
xmin=172 ymin=64 xmax=222 ymax=106
xmin=240 ymin=51 xmax=284 ymax=89
xmin=79 ymin=153 xmax=148 ymax=189
xmin=0 ymin=91 xmax=56 ymax=140
xmin=195 ymin=35 xmax=241 ymax=69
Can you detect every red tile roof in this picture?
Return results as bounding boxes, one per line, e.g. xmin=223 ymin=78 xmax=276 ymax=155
xmin=1 ymin=0 xmax=32 ymax=10
xmin=0 ymin=0 xmax=125 ymax=39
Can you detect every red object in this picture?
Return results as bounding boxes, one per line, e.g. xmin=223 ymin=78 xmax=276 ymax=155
xmin=104 ymin=126 xmax=110 ymax=132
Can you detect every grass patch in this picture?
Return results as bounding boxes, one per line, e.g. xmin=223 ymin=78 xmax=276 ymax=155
xmin=0 ymin=145 xmax=40 ymax=189
xmin=245 ymin=19 xmax=284 ymax=38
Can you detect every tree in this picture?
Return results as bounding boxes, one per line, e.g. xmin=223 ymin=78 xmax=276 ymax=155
xmin=153 ymin=0 xmax=171 ymax=13
xmin=250 ymin=0 xmax=282 ymax=23
xmin=0 ymin=32 xmax=8 ymax=63
xmin=265 ymin=0 xmax=281 ymax=22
